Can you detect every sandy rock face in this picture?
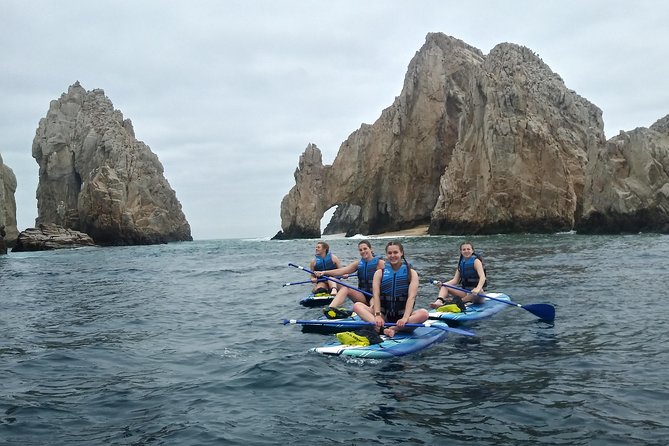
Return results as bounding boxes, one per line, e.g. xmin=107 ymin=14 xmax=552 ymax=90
xmin=578 ymin=115 xmax=669 ymax=233
xmin=32 ymin=82 xmax=192 ymax=245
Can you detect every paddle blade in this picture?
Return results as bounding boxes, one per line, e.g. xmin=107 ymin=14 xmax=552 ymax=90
xmin=522 ymin=304 xmax=555 ymax=322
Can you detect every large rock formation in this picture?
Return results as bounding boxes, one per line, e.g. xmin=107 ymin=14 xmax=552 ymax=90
xmin=275 ymin=35 xmax=481 ymax=238
xmin=0 ymin=153 xmax=18 ymax=252
xmin=578 ymin=115 xmax=669 ymax=233
xmin=275 ymin=33 xmax=605 ymax=238
xmin=430 ymin=42 xmax=604 ymax=234
xmin=32 ymin=82 xmax=192 ymax=245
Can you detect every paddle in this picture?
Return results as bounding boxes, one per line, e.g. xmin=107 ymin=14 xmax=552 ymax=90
xmin=288 ymin=263 xmax=372 ymax=297
xmin=283 ymin=279 xmax=325 ymax=287
xmin=432 ymin=280 xmax=555 ymax=322
xmin=283 ymin=274 xmax=352 ymax=286
xmin=282 ymin=318 xmax=476 ymax=337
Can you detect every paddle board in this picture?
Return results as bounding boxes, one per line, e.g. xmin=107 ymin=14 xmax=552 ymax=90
xmin=429 ymin=292 xmax=510 ymax=324
xmin=301 ymin=313 xmax=360 ymax=334
xmin=311 ymin=323 xmax=449 ymax=358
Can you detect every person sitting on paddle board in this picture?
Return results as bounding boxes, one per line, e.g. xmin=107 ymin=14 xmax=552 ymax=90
xmin=430 ymin=241 xmax=487 ymax=311
xmin=310 ymin=241 xmax=342 ymax=296
xmin=314 ymin=240 xmax=385 ymax=319
xmin=352 ymin=241 xmax=429 ymax=337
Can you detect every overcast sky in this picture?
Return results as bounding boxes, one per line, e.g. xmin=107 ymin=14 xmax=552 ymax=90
xmin=2 ymin=1 xmax=668 ymax=240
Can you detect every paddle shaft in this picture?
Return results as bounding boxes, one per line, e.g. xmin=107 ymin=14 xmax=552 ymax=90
xmin=433 ymin=280 xmax=522 ymax=308
xmin=432 ymin=280 xmax=555 ymax=321
xmin=283 ymin=279 xmax=325 ymax=287
xmin=283 ymin=318 xmax=475 ymax=337
xmin=288 ymin=263 xmax=372 ymax=297
xmin=283 ymin=276 xmax=348 ymax=287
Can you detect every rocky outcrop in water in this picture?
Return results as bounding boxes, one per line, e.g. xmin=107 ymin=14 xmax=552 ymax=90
xmin=0 ymin=154 xmax=18 ymax=251
xmin=32 ymin=82 xmax=192 ymax=245
xmin=277 ymin=33 xmax=669 ymax=237
xmin=274 ymin=33 xmax=606 ymax=238
xmin=275 ymin=35 xmax=481 ymax=238
xmin=429 ymin=42 xmax=604 ymax=234
xmin=578 ymin=115 xmax=669 ymax=233
xmin=12 ymin=223 xmax=96 ymax=252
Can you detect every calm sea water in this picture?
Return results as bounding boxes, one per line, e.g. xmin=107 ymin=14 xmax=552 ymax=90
xmin=1 ymin=234 xmax=668 ymax=445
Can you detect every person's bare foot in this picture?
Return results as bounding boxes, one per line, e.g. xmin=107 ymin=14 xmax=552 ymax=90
xmin=383 ymin=326 xmax=397 ymax=337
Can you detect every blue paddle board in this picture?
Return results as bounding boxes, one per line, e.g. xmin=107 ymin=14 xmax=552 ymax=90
xmin=311 ymin=323 xmax=449 ymax=358
xmin=301 ymin=313 xmax=360 ymax=334
xmin=429 ymin=292 xmax=510 ymax=324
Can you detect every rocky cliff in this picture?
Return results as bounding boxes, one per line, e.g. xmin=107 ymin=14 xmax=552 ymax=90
xmin=276 ymin=34 xmax=486 ymax=238
xmin=277 ymin=32 xmax=668 ymax=238
xmin=578 ymin=115 xmax=669 ymax=233
xmin=429 ymin=42 xmax=604 ymax=234
xmin=0 ymin=153 xmax=18 ymax=251
xmin=32 ymin=82 xmax=192 ymax=245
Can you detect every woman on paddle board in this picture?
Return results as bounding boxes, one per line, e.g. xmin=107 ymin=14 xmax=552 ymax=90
xmin=430 ymin=241 xmax=487 ymax=311
xmin=352 ymin=241 xmax=429 ymax=337
xmin=309 ymin=241 xmax=342 ymax=296
xmin=314 ymin=240 xmax=385 ymax=318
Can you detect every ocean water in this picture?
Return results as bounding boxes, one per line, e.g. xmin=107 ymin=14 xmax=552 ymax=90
xmin=1 ymin=233 xmax=668 ymax=445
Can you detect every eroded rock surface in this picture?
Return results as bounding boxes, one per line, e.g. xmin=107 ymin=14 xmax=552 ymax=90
xmin=32 ymin=82 xmax=192 ymax=245
xmin=579 ymin=115 xmax=669 ymax=233
xmin=12 ymin=223 xmax=96 ymax=252
xmin=276 ymin=33 xmax=607 ymax=238
xmin=0 ymin=154 xmax=18 ymax=251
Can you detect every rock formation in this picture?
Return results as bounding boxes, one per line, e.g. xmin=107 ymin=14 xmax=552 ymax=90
xmin=0 ymin=153 xmax=18 ymax=252
xmin=12 ymin=223 xmax=96 ymax=252
xmin=32 ymin=82 xmax=192 ymax=246
xmin=275 ymin=33 xmax=606 ymax=238
xmin=578 ymin=115 xmax=669 ymax=233
xmin=430 ymin=42 xmax=604 ymax=234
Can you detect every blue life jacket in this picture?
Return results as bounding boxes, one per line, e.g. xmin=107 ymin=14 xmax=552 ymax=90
xmin=458 ymin=254 xmax=486 ymax=289
xmin=314 ymin=252 xmax=336 ymax=271
xmin=379 ymin=262 xmax=411 ymax=322
xmin=357 ymin=256 xmax=380 ymax=293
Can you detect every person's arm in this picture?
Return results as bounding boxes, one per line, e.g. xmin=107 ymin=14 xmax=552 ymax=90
xmin=398 ymin=269 xmax=419 ymax=327
xmin=470 ymin=259 xmax=486 ymax=295
xmin=314 ymin=260 xmax=358 ymax=277
xmin=309 ymin=259 xmax=317 ymax=282
xmin=372 ymin=269 xmax=384 ymax=327
xmin=448 ymin=268 xmax=461 ymax=285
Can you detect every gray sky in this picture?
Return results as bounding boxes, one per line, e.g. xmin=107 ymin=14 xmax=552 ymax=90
xmin=2 ymin=1 xmax=668 ymax=240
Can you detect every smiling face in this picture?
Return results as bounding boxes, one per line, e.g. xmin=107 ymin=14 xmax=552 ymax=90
xmin=315 ymin=242 xmax=328 ymax=257
xmin=385 ymin=242 xmax=404 ymax=266
xmin=460 ymin=243 xmax=474 ymax=258
xmin=357 ymin=241 xmax=373 ymax=260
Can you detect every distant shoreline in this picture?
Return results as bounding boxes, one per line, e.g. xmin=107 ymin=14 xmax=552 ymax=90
xmin=323 ymin=225 xmax=430 ymax=239
xmin=375 ymin=225 xmax=429 ymax=237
